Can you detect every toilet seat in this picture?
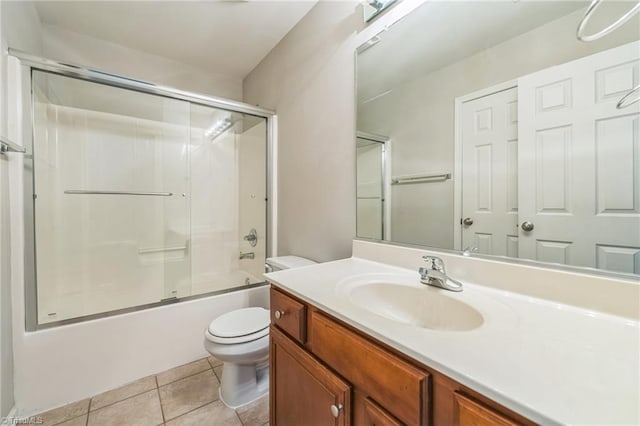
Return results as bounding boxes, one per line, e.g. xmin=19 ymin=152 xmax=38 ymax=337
xmin=206 ymin=307 xmax=270 ymax=344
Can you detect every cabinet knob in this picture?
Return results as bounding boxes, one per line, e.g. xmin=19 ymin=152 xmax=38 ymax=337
xmin=274 ymin=310 xmax=285 ymax=320
xmin=330 ymin=404 xmax=343 ymax=418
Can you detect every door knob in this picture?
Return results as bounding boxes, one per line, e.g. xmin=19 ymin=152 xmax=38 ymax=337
xmin=521 ymin=221 xmax=534 ymax=232
xmin=274 ymin=310 xmax=285 ymax=320
xmin=330 ymin=404 xmax=343 ymax=418
xmin=462 ymin=217 xmax=474 ymax=226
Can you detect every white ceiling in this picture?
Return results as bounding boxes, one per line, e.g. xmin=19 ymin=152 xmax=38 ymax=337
xmin=357 ymin=1 xmax=588 ymax=103
xmin=34 ymin=1 xmax=317 ymax=79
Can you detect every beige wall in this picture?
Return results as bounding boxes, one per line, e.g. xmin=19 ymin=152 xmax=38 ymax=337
xmin=0 ymin=0 xmax=43 ymax=416
xmin=244 ymin=2 xmax=362 ymax=262
xmin=245 ymin=1 xmax=412 ymax=262
xmin=358 ymin=6 xmax=640 ymax=250
xmin=42 ymin=25 xmax=243 ymax=101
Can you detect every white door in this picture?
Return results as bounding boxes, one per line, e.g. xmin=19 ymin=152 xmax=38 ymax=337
xmin=518 ymin=41 xmax=640 ymax=273
xmin=461 ymin=87 xmax=519 ymax=256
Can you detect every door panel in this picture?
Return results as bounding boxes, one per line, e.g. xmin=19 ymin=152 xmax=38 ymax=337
xmin=461 ymin=87 xmax=518 ymax=256
xmin=518 ymin=41 xmax=640 ymax=273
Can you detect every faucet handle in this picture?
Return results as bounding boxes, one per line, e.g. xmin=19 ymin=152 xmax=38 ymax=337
xmin=422 ymin=255 xmax=445 ymax=273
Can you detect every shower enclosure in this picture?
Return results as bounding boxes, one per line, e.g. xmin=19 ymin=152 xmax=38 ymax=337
xmin=15 ymin=51 xmax=273 ymax=329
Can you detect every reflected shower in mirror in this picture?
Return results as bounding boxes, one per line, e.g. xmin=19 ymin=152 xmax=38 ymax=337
xmin=356 ymin=0 xmax=640 ymax=277
xmin=356 ymin=132 xmax=388 ymax=240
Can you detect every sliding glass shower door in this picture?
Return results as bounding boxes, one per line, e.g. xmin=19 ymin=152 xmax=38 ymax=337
xmin=32 ymin=71 xmax=190 ymax=323
xmin=189 ymin=105 xmax=267 ymax=297
xmin=30 ymin=70 xmax=267 ymax=326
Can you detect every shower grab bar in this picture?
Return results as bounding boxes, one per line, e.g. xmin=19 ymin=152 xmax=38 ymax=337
xmin=1 ymin=136 xmax=26 ymax=154
xmin=617 ymin=84 xmax=640 ymax=109
xmin=392 ymin=173 xmax=451 ymax=185
xmin=138 ymin=245 xmax=187 ymax=254
xmin=64 ymin=190 xmax=173 ymax=196
xmin=577 ymin=0 xmax=640 ymax=42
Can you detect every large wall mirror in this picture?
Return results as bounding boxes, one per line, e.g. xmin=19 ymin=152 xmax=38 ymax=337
xmin=356 ymin=0 xmax=640 ymax=278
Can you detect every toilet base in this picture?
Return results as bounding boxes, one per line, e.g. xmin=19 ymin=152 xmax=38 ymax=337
xmin=219 ymin=361 xmax=269 ymax=409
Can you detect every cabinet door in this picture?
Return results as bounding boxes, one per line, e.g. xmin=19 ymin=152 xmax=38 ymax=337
xmin=310 ymin=311 xmax=430 ymax=425
xmin=364 ymin=398 xmax=404 ymax=426
xmin=271 ymin=326 xmax=351 ymax=426
xmin=454 ymin=392 xmax=519 ymax=426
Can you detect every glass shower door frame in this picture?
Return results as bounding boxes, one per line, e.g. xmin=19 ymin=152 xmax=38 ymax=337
xmin=12 ymin=49 xmax=276 ymax=331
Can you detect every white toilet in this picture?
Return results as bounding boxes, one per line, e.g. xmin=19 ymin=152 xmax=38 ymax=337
xmin=203 ymin=255 xmax=316 ymax=408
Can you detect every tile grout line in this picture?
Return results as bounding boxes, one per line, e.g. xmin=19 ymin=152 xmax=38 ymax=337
xmin=50 ymin=412 xmax=88 ymax=426
xmin=40 ymin=359 xmax=218 ymax=424
xmin=157 ymin=359 xmax=214 ymax=387
xmin=158 ymin=367 xmax=214 ymax=388
xmin=235 ymin=409 xmax=245 ymax=426
xmin=87 ymin=363 xmax=212 ymax=414
xmin=163 ymin=398 xmax=221 ymax=424
xmin=156 ymin=376 xmax=167 ymax=425
xmin=87 ymin=385 xmax=158 ymax=415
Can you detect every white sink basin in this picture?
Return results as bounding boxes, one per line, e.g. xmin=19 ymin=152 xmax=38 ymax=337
xmin=338 ymin=275 xmax=484 ymax=331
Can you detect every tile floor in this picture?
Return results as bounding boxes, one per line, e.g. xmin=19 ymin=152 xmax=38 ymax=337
xmin=35 ymin=357 xmax=269 ymax=426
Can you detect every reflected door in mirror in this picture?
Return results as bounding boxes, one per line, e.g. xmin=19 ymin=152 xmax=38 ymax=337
xmin=461 ymin=87 xmax=519 ymax=257
xmin=518 ymin=42 xmax=640 ymax=272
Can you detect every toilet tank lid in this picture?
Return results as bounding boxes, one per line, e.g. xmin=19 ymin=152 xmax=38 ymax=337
xmin=266 ymin=256 xmax=317 ymax=270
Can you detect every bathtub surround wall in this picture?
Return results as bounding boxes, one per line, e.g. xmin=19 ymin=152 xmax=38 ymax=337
xmin=243 ymin=0 xmax=428 ymax=262
xmin=30 ymin=70 xmax=268 ymax=324
xmin=0 ymin=1 xmax=43 ymax=417
xmin=238 ymin=120 xmax=269 ymax=280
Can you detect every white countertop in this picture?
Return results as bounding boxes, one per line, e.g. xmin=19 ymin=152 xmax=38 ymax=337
xmin=265 ymin=257 xmax=640 ymax=426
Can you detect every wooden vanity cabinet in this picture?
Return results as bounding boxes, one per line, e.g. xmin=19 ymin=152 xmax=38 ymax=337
xmin=270 ymin=326 xmax=351 ymax=425
xmin=270 ymin=286 xmax=535 ymax=426
xmin=363 ymin=398 xmax=404 ymax=426
xmin=453 ymin=392 xmax=519 ymax=426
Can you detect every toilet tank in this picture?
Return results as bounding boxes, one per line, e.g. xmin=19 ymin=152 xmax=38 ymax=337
xmin=265 ymin=255 xmax=316 ymax=272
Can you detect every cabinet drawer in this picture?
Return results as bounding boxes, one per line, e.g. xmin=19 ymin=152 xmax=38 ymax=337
xmin=270 ymin=287 xmax=307 ymax=344
xmin=454 ymin=392 xmax=519 ymax=426
xmin=364 ymin=398 xmax=404 ymax=426
xmin=310 ymin=311 xmax=430 ymax=425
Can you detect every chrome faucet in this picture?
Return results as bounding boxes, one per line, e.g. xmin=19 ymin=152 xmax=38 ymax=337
xmin=418 ymin=256 xmax=463 ymax=292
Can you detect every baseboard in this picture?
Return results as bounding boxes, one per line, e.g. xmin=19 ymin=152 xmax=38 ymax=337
xmin=4 ymin=405 xmax=17 ymax=420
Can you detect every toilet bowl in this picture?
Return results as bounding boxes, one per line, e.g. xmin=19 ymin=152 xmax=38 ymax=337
xmin=204 ymin=307 xmax=270 ymax=408
xmin=204 ymin=256 xmax=317 ymax=408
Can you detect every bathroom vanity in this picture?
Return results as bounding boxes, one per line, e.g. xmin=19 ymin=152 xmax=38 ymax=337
xmin=269 ymin=286 xmax=532 ymax=425
xmin=265 ymin=241 xmax=640 ymax=426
